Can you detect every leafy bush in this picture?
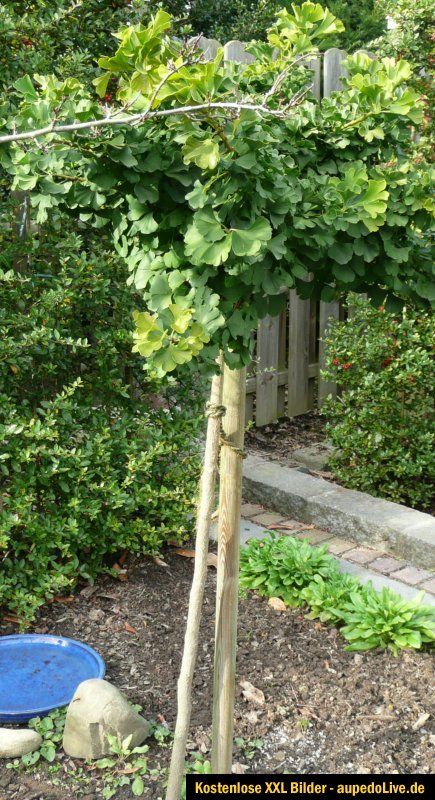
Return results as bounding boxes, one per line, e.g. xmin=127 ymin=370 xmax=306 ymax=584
xmin=0 ymin=1 xmax=150 ymax=89
xmin=373 ymin=1 xmax=434 ymax=155
xmin=322 ymin=297 xmax=435 ymax=509
xmin=240 ymin=534 xmax=338 ymax=607
xmin=339 ymin=587 xmax=435 ymax=654
xmin=0 ymin=227 xmax=202 ymax=620
xmin=240 ymin=534 xmax=435 ymax=653
xmin=160 ymin=1 xmax=385 ymax=50
xmin=301 ymin=572 xmax=362 ymax=624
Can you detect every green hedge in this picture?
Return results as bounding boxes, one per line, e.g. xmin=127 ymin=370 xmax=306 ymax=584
xmin=0 ymin=224 xmax=202 ymax=619
xmin=322 ymin=297 xmax=434 ymax=509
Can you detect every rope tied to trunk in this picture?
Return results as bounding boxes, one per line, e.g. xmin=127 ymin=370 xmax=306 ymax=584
xmin=220 ymin=435 xmax=246 ymax=458
xmin=205 ymin=403 xmax=226 ymax=419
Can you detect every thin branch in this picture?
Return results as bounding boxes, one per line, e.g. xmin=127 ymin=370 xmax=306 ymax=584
xmin=0 ymin=102 xmax=290 ymax=145
xmin=264 ymin=51 xmax=319 ymax=101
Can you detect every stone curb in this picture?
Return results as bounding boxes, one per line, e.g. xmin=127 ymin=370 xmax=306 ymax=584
xmin=242 ymin=454 xmax=435 ymax=569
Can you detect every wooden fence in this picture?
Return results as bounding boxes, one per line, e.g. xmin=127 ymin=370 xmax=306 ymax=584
xmin=196 ymin=37 xmax=353 ymax=425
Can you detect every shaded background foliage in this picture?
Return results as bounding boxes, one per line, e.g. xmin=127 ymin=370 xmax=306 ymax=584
xmin=165 ymin=0 xmax=386 ymax=50
xmin=322 ymin=297 xmax=434 ymax=510
xmin=0 ymin=0 xmax=386 ymax=88
xmin=0 ymin=211 xmax=202 ymax=621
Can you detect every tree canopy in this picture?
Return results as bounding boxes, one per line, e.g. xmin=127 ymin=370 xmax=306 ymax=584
xmin=1 ymin=3 xmax=433 ymax=376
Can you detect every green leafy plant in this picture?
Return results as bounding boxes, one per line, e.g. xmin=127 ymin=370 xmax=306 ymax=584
xmin=301 ymin=572 xmax=363 ymax=623
xmin=234 ymin=736 xmax=264 ymax=760
xmin=155 ymin=1 xmax=386 ymax=51
xmin=1 ymin=4 xmax=433 ymax=380
xmin=372 ymin=0 xmax=434 ymax=156
xmin=93 ymin=733 xmax=151 ymax=799
xmin=7 ymin=704 xmax=171 ymax=797
xmin=322 ymin=296 xmax=435 ymax=508
xmin=240 ymin=534 xmax=435 ymax=654
xmin=0 ymin=225 xmax=202 ymax=621
xmin=339 ymin=587 xmax=435 ymax=654
xmin=240 ymin=534 xmax=338 ymax=606
xmin=6 ymin=707 xmax=67 ymax=773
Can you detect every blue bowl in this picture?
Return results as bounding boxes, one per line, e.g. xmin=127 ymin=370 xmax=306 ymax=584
xmin=0 ymin=634 xmax=105 ymax=722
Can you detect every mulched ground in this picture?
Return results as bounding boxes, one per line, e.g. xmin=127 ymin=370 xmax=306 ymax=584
xmin=1 ymin=551 xmax=434 ymax=798
xmin=245 ymin=411 xmax=326 ymax=467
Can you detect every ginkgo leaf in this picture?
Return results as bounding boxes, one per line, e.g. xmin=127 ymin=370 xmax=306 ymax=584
xmin=357 ymin=180 xmax=389 ymax=219
xmin=182 ymin=136 xmax=220 ymax=170
xmin=328 ymin=243 xmax=354 ymax=264
xmin=169 ymin=304 xmax=192 ymax=334
xmin=231 ymin=218 xmax=272 ymax=257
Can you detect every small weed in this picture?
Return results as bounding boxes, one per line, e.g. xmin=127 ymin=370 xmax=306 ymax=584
xmin=235 ymin=736 xmax=263 ymax=760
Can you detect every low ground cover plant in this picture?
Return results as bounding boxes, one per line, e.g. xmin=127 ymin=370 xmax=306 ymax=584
xmin=322 ymin=296 xmax=435 ymax=509
xmin=240 ymin=534 xmax=435 ymax=653
xmin=8 ymin=705 xmax=209 ymax=798
xmin=239 ymin=534 xmax=337 ymax=607
xmin=0 ymin=224 xmax=202 ymax=621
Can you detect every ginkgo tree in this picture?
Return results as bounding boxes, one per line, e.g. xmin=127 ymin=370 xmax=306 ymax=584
xmin=0 ymin=2 xmax=433 ymax=797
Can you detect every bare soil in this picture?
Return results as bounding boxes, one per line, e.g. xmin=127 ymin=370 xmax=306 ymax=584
xmin=245 ymin=412 xmax=326 ymax=467
xmin=1 ymin=551 xmax=434 ymax=799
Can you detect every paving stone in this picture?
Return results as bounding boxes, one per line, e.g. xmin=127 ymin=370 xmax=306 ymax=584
xmin=369 ymin=556 xmax=406 ymax=575
xmin=273 ymin=519 xmax=306 ymax=531
xmin=345 ymin=547 xmax=384 ymax=565
xmin=389 ymin=566 xmax=432 ymax=586
xmin=239 ymin=519 xmax=266 ymax=544
xmin=325 ymin=537 xmax=356 ymax=555
xmin=241 ymin=502 xmax=263 ymax=518
xmin=250 ymin=511 xmax=287 ymax=527
xmin=294 ymin=529 xmax=332 ymax=544
xmin=420 ymin=577 xmax=435 ymax=595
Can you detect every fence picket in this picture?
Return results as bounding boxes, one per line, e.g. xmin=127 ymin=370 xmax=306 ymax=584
xmin=287 ymin=291 xmax=310 ymax=416
xmin=195 ymin=36 xmax=222 ymax=59
xmin=318 ymin=301 xmax=340 ymax=407
xmin=307 ymin=57 xmax=321 ymax=101
xmin=256 ymin=315 xmax=280 ymax=426
xmin=323 ymin=47 xmax=347 ymax=94
xmin=223 ymin=40 xmax=254 ymax=63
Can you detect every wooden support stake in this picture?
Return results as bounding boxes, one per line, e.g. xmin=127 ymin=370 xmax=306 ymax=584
xmin=211 ymin=364 xmax=246 ymax=773
xmin=166 ymin=361 xmax=224 ymax=800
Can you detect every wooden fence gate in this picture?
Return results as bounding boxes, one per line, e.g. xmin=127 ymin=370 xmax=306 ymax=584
xmin=196 ymin=37 xmax=354 ymax=426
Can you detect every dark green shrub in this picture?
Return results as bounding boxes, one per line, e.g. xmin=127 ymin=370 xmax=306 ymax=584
xmin=0 ymin=227 xmax=202 ymax=619
xmin=322 ymin=297 xmax=435 ymax=509
xmin=0 ymin=1 xmax=150 ymax=89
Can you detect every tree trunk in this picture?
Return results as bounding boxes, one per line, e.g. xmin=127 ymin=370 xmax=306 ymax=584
xmin=211 ymin=364 xmax=246 ymax=773
xmin=165 ymin=361 xmax=224 ymax=800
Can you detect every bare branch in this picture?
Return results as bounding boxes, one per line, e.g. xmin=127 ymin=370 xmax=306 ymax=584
xmin=0 ymin=101 xmax=291 ymax=145
xmin=264 ymin=52 xmax=319 ymax=101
